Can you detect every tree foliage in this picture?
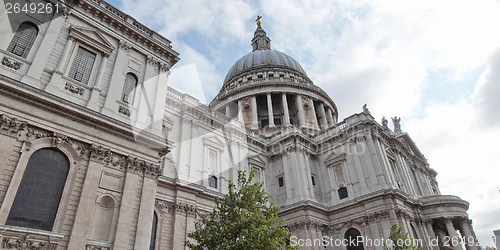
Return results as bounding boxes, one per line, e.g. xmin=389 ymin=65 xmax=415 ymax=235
xmin=385 ymin=223 xmax=421 ymax=250
xmin=185 ymin=169 xmax=295 ymax=250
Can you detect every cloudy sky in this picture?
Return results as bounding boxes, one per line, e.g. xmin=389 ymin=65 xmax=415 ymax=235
xmin=109 ymin=0 xmax=500 ymax=246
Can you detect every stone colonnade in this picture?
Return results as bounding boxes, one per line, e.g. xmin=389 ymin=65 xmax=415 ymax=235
xmin=225 ymin=92 xmax=336 ymax=130
xmin=425 ymin=216 xmax=479 ymax=250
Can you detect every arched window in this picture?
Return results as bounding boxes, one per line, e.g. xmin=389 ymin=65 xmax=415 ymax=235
xmin=7 ymin=22 xmax=39 ymax=59
xmin=150 ymin=212 xmax=158 ymax=250
xmin=344 ymin=228 xmax=364 ymax=250
xmin=121 ymin=73 xmax=138 ymax=104
xmin=6 ymin=148 xmax=69 ymax=231
xmin=208 ymin=176 xmax=217 ymax=188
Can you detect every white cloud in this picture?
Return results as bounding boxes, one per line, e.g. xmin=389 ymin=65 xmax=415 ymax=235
xmin=405 ymin=99 xmax=500 ymax=247
xmin=472 ymin=49 xmax=500 ymax=128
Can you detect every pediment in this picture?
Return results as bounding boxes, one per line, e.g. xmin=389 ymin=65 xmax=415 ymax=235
xmin=69 ymin=26 xmax=114 ymax=54
xmin=203 ymin=135 xmax=225 ymax=149
xmin=324 ymin=152 xmax=346 ymax=167
xmin=247 ymin=154 xmax=266 ymax=168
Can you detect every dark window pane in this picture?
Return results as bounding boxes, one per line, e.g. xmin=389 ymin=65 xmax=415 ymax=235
xmin=68 ymin=47 xmax=96 ymax=85
xmin=122 ymin=73 xmax=138 ymax=103
xmin=338 ymin=187 xmax=348 ymax=199
xmin=7 ymin=22 xmax=38 ymax=59
xmin=278 ymin=176 xmax=284 ymax=187
xmin=208 ymin=176 xmax=217 ymax=188
xmin=345 ymin=228 xmax=364 ymax=250
xmin=261 ymin=119 xmax=269 ymax=128
xmin=311 ymin=176 xmax=315 ymax=186
xmin=150 ymin=212 xmax=158 ymax=250
xmin=274 ymin=118 xmax=281 ymax=126
xmin=6 ymin=148 xmax=69 ymax=231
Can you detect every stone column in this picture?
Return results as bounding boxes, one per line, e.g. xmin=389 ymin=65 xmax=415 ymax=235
xmin=46 ymin=36 xmax=75 ymax=94
xmin=87 ymin=54 xmax=109 ymax=110
xmin=66 ymin=160 xmax=105 ymax=249
xmin=56 ymin=36 xmax=74 ymax=73
xmin=225 ymin=105 xmax=231 ymax=117
xmin=23 ymin=15 xmax=66 ymax=88
xmin=134 ymin=176 xmax=157 ymax=249
xmin=326 ymin=107 xmax=335 ymax=126
xmin=102 ymin=41 xmax=132 ymax=117
xmin=425 ymin=220 xmax=439 ymax=250
xmin=136 ymin=55 xmax=157 ymax=126
xmin=152 ymin=64 xmax=171 ymax=135
xmin=237 ymin=99 xmax=244 ymax=123
xmin=459 ymin=219 xmax=478 ymax=250
xmin=251 ymin=96 xmax=258 ymax=129
xmin=281 ymin=92 xmax=290 ymax=126
xmin=266 ymin=93 xmax=275 ymax=127
xmin=309 ymin=98 xmax=319 ymax=130
xmin=295 ymin=95 xmax=305 ymax=128
xmin=318 ymin=103 xmax=328 ymax=129
xmin=444 ymin=217 xmax=462 ymax=250
xmin=114 ymin=170 xmax=141 ymax=249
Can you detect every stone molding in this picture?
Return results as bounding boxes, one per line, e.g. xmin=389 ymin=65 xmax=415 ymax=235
xmin=89 ymin=144 xmax=162 ymax=177
xmin=2 ymin=56 xmax=22 ymax=70
xmin=155 ymin=200 xmax=204 ymax=218
xmin=64 ymin=82 xmax=85 ymax=96
xmin=1 ymin=234 xmax=58 ymax=250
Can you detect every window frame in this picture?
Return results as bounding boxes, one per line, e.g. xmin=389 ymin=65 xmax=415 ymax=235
xmin=65 ymin=44 xmax=99 ymax=86
xmin=6 ymin=148 xmax=70 ymax=231
xmin=6 ymin=21 xmax=39 ymax=59
xmin=121 ymin=73 xmax=139 ymax=104
xmin=0 ymin=138 xmax=82 ymax=233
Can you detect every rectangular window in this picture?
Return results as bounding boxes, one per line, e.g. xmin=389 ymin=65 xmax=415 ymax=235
xmin=311 ymin=175 xmax=316 ymax=186
xmin=208 ymin=176 xmax=217 ymax=188
xmin=338 ymin=187 xmax=348 ymax=199
xmin=261 ymin=119 xmax=269 ymax=128
xmin=69 ymin=47 xmax=96 ymax=85
xmin=278 ymin=176 xmax=284 ymax=188
xmin=274 ymin=118 xmax=282 ymax=126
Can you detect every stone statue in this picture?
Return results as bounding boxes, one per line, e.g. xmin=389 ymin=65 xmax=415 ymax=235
xmin=392 ymin=116 xmax=402 ymax=134
xmin=362 ymin=104 xmax=371 ymax=115
xmin=381 ymin=117 xmax=388 ymax=128
xmin=256 ymin=15 xmax=262 ymax=28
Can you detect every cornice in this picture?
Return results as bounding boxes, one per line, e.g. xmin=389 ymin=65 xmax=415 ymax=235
xmin=67 ymin=0 xmax=179 ymax=65
xmin=0 ymin=112 xmax=163 ymax=178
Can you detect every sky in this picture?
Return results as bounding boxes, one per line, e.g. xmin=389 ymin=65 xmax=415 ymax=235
xmin=109 ymin=0 xmax=500 ymax=246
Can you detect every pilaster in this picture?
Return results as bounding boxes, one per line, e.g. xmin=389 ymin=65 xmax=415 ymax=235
xmin=22 ymin=16 xmax=66 ymax=89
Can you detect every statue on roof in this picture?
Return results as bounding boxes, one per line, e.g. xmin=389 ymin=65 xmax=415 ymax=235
xmin=256 ymin=15 xmax=262 ymax=28
xmin=382 ymin=117 xmax=388 ymax=128
xmin=392 ymin=116 xmax=402 ymax=134
xmin=362 ymin=104 xmax=371 ymax=115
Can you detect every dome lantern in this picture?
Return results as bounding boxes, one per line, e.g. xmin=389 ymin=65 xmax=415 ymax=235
xmin=252 ymin=16 xmax=271 ymax=51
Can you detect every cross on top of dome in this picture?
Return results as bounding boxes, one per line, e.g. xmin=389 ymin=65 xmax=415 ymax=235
xmin=252 ymin=15 xmax=271 ymax=51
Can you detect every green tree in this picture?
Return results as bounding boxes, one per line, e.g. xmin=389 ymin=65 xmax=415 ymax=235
xmin=483 ymin=247 xmax=497 ymax=250
xmin=385 ymin=223 xmax=421 ymax=250
xmin=185 ymin=169 xmax=295 ymax=250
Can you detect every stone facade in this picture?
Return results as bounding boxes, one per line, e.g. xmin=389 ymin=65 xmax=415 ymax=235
xmin=0 ymin=0 xmax=479 ymax=249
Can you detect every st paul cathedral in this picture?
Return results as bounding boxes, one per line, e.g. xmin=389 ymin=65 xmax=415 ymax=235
xmin=0 ymin=0 xmax=479 ymax=249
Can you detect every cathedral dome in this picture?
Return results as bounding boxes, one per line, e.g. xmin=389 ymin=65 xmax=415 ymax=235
xmin=223 ymin=49 xmax=308 ymax=84
xmin=210 ymin=18 xmax=338 ymax=132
